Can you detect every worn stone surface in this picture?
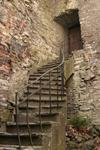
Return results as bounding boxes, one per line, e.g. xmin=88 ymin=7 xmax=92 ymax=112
xmin=66 ymin=49 xmax=100 ymax=124
xmin=53 ymin=0 xmax=78 ymax=18
xmin=52 ymin=0 xmax=100 ymax=124
xmin=0 ymin=0 xmax=100 ymax=131
xmin=64 ymin=55 xmax=74 ymax=80
xmin=0 ymin=0 xmax=65 ymax=120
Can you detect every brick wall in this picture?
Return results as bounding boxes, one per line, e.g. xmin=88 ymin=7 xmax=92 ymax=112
xmin=0 ymin=0 xmax=30 ymax=112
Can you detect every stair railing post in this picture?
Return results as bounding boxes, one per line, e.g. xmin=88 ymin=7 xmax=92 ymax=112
xmin=39 ymin=78 xmax=42 ymax=125
xmin=60 ymin=44 xmax=62 ymax=63
xmin=61 ymin=65 xmax=63 ymax=103
xmin=49 ymin=71 xmax=51 ymax=116
xmin=27 ymin=86 xmax=33 ymax=146
xmin=62 ymin=62 xmax=64 ymax=96
xmin=57 ymin=67 xmax=59 ymax=110
xmin=61 ymin=63 xmax=64 ymax=103
xmin=15 ymin=92 xmax=21 ymax=149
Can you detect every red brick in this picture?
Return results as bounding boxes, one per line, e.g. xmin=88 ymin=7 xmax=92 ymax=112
xmin=0 ymin=90 xmax=9 ymax=99
xmin=3 ymin=65 xmax=10 ymax=70
xmin=0 ymin=66 xmax=10 ymax=73
xmin=14 ymin=17 xmax=17 ymax=21
xmin=26 ymin=7 xmax=30 ymax=15
xmin=0 ymin=34 xmax=8 ymax=41
xmin=85 ymin=53 xmax=91 ymax=58
xmin=4 ymin=62 xmax=10 ymax=67
xmin=6 ymin=30 xmax=10 ymax=34
xmin=22 ymin=51 xmax=26 ymax=58
xmin=4 ymin=94 xmax=9 ymax=98
xmin=3 ymin=21 xmax=7 ymax=26
xmin=0 ymin=50 xmax=8 ymax=55
xmin=0 ymin=52 xmax=9 ymax=57
xmin=10 ymin=11 xmax=15 ymax=16
xmin=19 ymin=20 xmax=24 ymax=31
xmin=0 ymin=45 xmax=3 ymax=49
xmin=26 ymin=47 xmax=28 ymax=51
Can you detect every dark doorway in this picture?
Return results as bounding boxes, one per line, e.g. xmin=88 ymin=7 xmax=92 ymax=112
xmin=65 ymin=25 xmax=83 ymax=54
xmin=69 ymin=25 xmax=83 ymax=53
xmin=54 ymin=9 xmax=83 ymax=55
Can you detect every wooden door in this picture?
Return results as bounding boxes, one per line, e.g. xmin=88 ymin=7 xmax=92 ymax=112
xmin=69 ymin=26 xmax=83 ymax=54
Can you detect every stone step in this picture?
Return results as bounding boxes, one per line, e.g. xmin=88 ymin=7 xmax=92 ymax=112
xmin=21 ymin=146 xmax=42 ymax=150
xmin=28 ymin=86 xmax=66 ymax=91
xmin=46 ymin=61 xmax=60 ymax=65
xmin=39 ymin=64 xmax=60 ymax=69
xmin=37 ymin=70 xmax=61 ymax=74
xmin=24 ymin=85 xmax=65 ymax=92
xmin=44 ymin=58 xmax=59 ymax=64
xmin=0 ymin=145 xmax=42 ymax=150
xmin=19 ymin=95 xmax=66 ymax=101
xmin=0 ymin=147 xmax=16 ymax=150
xmin=21 ymin=146 xmax=43 ymax=150
xmin=24 ymin=89 xmax=65 ymax=95
xmin=28 ymin=80 xmax=62 ymax=85
xmin=29 ymin=73 xmax=61 ymax=78
xmin=27 ymin=82 xmax=64 ymax=88
xmin=29 ymin=76 xmax=62 ymax=81
xmin=0 ymin=57 xmax=67 ymax=149
xmin=18 ymin=105 xmax=63 ymax=113
xmin=14 ymin=112 xmax=59 ymax=123
xmin=19 ymin=98 xmax=65 ymax=107
xmin=24 ymin=92 xmax=66 ymax=98
xmin=7 ymin=121 xmax=52 ymax=134
xmin=0 ymin=132 xmax=43 ymax=146
xmin=37 ymin=67 xmax=61 ymax=72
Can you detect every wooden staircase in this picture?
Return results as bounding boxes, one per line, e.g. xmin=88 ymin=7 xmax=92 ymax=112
xmin=0 ymin=58 xmax=67 ymax=150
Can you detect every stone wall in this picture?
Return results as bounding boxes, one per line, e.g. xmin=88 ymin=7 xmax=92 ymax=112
xmin=52 ymin=0 xmax=78 ymax=18
xmin=78 ymin=0 xmax=100 ymax=51
xmin=52 ymin=0 xmax=100 ymax=124
xmin=0 ymin=0 xmax=65 ymax=122
xmin=77 ymin=1 xmax=100 ymax=124
xmin=66 ymin=0 xmax=100 ymax=124
xmin=66 ymin=49 xmax=100 ymax=124
xmin=0 ymin=0 xmax=100 ymax=124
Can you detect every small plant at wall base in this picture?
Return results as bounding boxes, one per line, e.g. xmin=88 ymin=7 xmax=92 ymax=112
xmin=68 ymin=115 xmax=92 ymax=131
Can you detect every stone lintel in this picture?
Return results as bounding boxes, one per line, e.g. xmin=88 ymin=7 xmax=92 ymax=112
xmin=54 ymin=9 xmax=79 ymax=29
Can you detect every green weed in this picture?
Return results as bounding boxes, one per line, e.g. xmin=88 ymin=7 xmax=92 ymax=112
xmin=68 ymin=115 xmax=92 ymax=130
